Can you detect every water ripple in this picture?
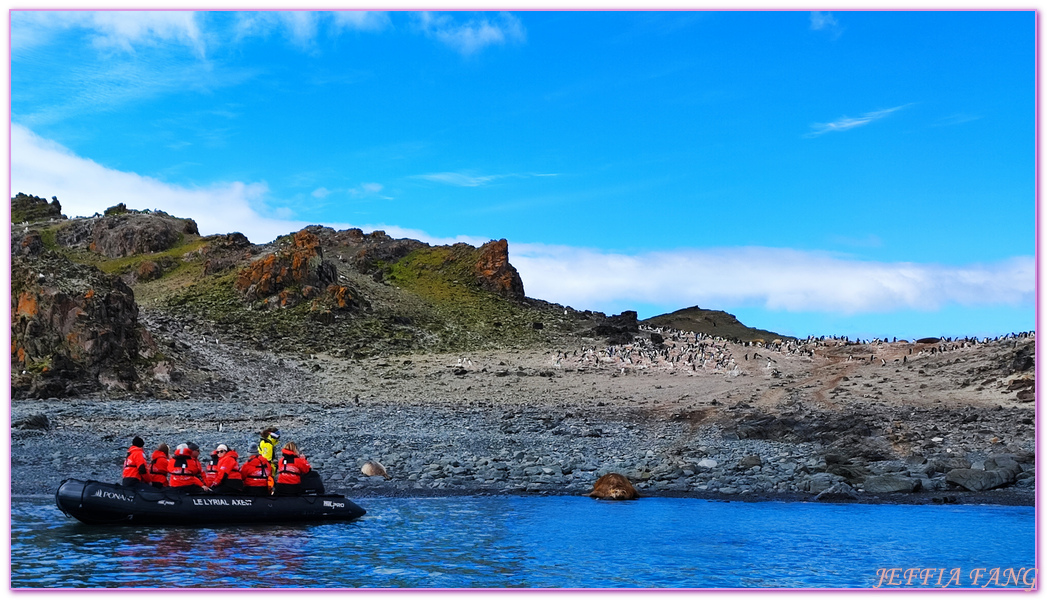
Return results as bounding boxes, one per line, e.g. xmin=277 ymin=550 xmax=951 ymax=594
xmin=14 ymin=496 xmax=1034 ymax=588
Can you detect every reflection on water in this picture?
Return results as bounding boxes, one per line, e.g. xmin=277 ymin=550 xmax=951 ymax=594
xmin=13 ymin=496 xmax=1035 ymax=588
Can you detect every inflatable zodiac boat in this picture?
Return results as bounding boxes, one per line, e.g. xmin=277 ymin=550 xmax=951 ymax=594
xmin=55 ymin=479 xmax=366 ymax=525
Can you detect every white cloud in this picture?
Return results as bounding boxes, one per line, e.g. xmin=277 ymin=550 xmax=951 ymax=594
xmin=312 ymin=187 xmax=332 ymax=199
xmin=806 ymin=105 xmax=908 ymax=137
xmin=415 ymin=171 xmax=554 ymax=187
xmin=10 ymin=125 xmax=469 ymax=247
xmin=12 ymin=11 xmax=205 ymax=57
xmin=511 ymin=244 xmax=1034 ymax=315
xmin=232 ymin=11 xmax=388 ymax=48
xmin=809 ymin=11 xmax=838 ymax=31
xmin=331 ymin=11 xmax=390 ymax=32
xmin=350 ymin=182 xmax=387 ymax=197
xmin=12 ymin=124 xmax=299 ymax=244
xmin=234 ymin=11 xmax=319 ymax=49
xmin=414 ymin=12 xmax=525 ymax=56
xmin=417 ymin=172 xmax=503 ymax=187
xmin=281 ymin=12 xmax=320 ymax=48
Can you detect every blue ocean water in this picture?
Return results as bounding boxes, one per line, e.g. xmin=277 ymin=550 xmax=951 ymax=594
xmin=11 ymin=495 xmax=1036 ymax=589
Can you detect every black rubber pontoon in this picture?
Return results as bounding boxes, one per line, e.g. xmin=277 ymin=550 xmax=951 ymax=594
xmin=55 ymin=479 xmax=366 ymax=525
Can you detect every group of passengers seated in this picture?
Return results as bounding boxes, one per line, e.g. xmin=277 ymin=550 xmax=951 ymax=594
xmin=121 ymin=428 xmax=320 ymax=496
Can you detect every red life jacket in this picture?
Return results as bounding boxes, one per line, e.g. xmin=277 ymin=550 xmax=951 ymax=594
xmin=203 ymin=453 xmax=220 ymax=486
xmin=241 ymin=454 xmax=270 ymax=488
xmin=168 ymin=449 xmax=204 ymax=487
xmin=277 ymin=450 xmax=311 ymax=485
xmin=147 ymin=450 xmax=169 ymax=486
xmin=122 ymin=445 xmax=147 ymax=481
xmin=214 ymin=450 xmax=243 ymax=485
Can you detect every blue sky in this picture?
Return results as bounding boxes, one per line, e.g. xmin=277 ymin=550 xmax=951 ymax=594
xmin=9 ymin=10 xmax=1036 ymax=340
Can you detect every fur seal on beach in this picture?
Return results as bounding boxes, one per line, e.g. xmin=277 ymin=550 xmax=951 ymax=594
xmin=361 ymin=460 xmax=391 ymax=479
xmin=589 ymin=473 xmax=639 ymax=500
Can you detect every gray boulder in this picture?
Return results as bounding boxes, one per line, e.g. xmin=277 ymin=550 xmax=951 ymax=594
xmin=945 ymin=467 xmax=1017 ymax=492
xmin=738 ymin=455 xmax=763 ymax=468
xmin=815 ymin=481 xmax=859 ymax=502
xmin=863 ymin=474 xmax=920 ymax=493
xmin=803 ymin=472 xmax=841 ymax=494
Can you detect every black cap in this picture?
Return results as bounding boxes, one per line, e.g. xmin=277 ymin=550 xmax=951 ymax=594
xmin=187 ymin=442 xmax=200 ymax=452
xmin=132 ymin=436 xmax=144 ymax=448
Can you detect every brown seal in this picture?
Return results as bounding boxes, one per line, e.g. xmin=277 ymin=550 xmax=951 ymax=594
xmin=361 ymin=460 xmax=391 ymax=479
xmin=589 ymin=473 xmax=639 ymax=500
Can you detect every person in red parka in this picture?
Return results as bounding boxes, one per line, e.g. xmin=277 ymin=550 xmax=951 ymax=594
xmin=240 ymin=452 xmax=272 ymax=497
xmin=274 ymin=441 xmax=311 ymax=496
xmin=122 ymin=436 xmax=148 ymax=487
xmin=147 ymin=443 xmax=170 ymax=489
xmin=168 ymin=443 xmax=208 ymax=492
xmin=203 ymin=449 xmax=220 ymax=487
xmin=211 ymin=444 xmax=244 ymax=494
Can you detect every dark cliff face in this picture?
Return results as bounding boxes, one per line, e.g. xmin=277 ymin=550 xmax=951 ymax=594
xmin=11 ymin=251 xmax=150 ymax=398
xmin=474 ymin=239 xmax=525 ymax=301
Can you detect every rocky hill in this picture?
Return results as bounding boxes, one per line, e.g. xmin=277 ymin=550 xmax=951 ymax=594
xmin=10 ymin=195 xmax=648 ymax=399
xmin=641 ymin=306 xmax=790 ymax=342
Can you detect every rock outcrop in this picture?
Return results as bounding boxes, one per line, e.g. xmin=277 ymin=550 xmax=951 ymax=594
xmin=11 ymin=192 xmax=65 ymax=223
xmin=589 ymin=311 xmax=639 ymax=344
xmin=946 ymin=454 xmax=1024 ymax=492
xmin=863 ymin=474 xmax=920 ymax=493
xmin=49 ymin=207 xmax=199 ymax=258
xmin=473 ymin=239 xmax=525 ymax=300
xmin=89 ymin=212 xmax=198 ymax=258
xmin=11 ymin=252 xmax=151 ymax=397
xmin=235 ymin=230 xmax=366 ymax=314
xmin=236 ymin=231 xmax=336 ymax=302
xmin=323 ymin=227 xmax=427 ymax=276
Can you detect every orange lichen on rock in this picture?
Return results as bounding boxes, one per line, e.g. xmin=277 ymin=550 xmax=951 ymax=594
xmin=235 ymin=231 xmax=331 ymax=303
xmin=16 ymin=292 xmax=38 ymax=317
xmin=589 ymin=473 xmax=640 ymax=500
xmin=84 ymin=289 xmax=95 ymax=299
xmin=473 ymin=239 xmax=525 ymax=300
xmin=327 ymin=285 xmax=355 ymax=309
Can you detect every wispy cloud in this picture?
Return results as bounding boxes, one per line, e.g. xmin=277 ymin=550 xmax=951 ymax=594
xmin=314 ymin=182 xmax=391 ymax=199
xmin=805 ymin=105 xmax=908 ymax=137
xmin=415 ymin=171 xmax=555 ymax=187
xmin=331 ymin=11 xmax=391 ymax=33
xmin=809 ymin=11 xmax=843 ymax=39
xmin=15 ymin=10 xmax=515 ymax=62
xmin=417 ymin=172 xmax=504 ymax=187
xmin=233 ymin=11 xmax=321 ymax=49
xmin=511 ymin=244 xmax=1033 ymax=316
xmin=414 ymin=12 xmax=525 ymax=56
xmin=12 ymin=10 xmax=206 ymax=56
xmin=932 ymin=113 xmax=982 ymax=127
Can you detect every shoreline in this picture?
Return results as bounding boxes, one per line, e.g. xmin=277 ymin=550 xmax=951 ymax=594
xmin=18 ymin=487 xmax=1035 ymax=507
xmin=11 ymin=339 xmax=1036 ymax=509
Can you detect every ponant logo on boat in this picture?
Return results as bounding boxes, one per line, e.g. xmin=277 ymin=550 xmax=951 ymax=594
xmin=92 ymin=489 xmax=134 ymax=503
